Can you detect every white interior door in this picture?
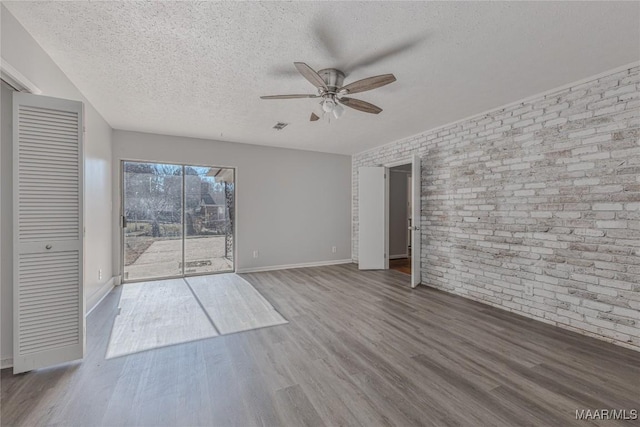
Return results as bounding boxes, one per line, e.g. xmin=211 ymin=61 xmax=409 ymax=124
xmin=411 ymin=155 xmax=421 ymax=287
xmin=13 ymin=92 xmax=84 ymax=373
xmin=358 ymin=167 xmax=387 ymax=270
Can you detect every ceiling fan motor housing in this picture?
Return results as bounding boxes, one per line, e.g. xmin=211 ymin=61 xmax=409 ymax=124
xmin=318 ymin=69 xmax=345 ymax=94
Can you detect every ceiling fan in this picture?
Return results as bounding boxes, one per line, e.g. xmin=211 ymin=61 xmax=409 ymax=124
xmin=260 ymin=62 xmax=396 ymax=121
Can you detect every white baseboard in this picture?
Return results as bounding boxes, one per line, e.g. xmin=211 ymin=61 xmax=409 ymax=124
xmin=1 ymin=357 xmax=13 ymax=369
xmin=237 ymin=259 xmax=352 ymax=274
xmin=86 ymin=276 xmax=116 ymax=316
xmin=389 ymin=254 xmax=408 ymax=260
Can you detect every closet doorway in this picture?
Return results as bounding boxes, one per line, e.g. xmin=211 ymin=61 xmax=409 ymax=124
xmin=121 ymin=161 xmax=235 ymax=282
xmin=389 ymin=163 xmax=412 ymax=277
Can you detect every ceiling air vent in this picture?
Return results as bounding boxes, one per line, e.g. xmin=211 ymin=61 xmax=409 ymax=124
xmin=273 ymin=122 xmax=288 ymax=130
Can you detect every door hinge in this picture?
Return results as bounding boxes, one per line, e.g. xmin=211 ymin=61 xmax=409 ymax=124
xmin=121 ymin=215 xmax=127 ymax=228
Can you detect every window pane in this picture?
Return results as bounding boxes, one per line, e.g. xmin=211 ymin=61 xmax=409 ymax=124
xmin=184 ymin=166 xmax=234 ymax=275
xmin=123 ymin=162 xmax=183 ymax=281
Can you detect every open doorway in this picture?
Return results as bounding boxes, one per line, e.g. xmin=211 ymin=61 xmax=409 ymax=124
xmin=389 ymin=164 xmax=412 ymax=276
xmin=358 ymin=155 xmax=421 ymax=287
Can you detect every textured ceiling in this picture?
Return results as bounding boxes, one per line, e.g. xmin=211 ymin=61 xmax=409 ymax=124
xmin=5 ymin=1 xmax=640 ymax=155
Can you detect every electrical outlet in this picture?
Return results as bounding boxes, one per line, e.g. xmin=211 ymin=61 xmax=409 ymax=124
xmin=332 ymin=246 xmax=337 ymax=253
xmin=524 ymin=284 xmax=534 ymax=296
xmin=98 ymin=269 xmax=102 ymax=281
xmin=253 ymin=250 xmax=259 ymax=259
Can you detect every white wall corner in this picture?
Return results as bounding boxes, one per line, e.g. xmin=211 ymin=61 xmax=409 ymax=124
xmin=86 ymin=276 xmax=116 ymax=316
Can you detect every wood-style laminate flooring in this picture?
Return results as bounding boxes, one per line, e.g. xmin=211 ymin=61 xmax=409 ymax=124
xmin=2 ymin=264 xmax=639 ymax=426
xmin=389 ymin=257 xmax=411 ymax=275
xmin=187 ymin=274 xmax=287 ymax=335
xmin=106 ymin=278 xmax=218 ymax=359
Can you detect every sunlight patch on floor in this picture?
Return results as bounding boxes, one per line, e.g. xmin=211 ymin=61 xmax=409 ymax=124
xmin=106 ymin=279 xmax=218 ymax=359
xmin=106 ymin=274 xmax=287 ymax=359
xmin=187 ymin=274 xmax=288 ymax=334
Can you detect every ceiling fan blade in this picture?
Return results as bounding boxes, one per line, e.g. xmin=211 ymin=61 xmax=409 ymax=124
xmin=311 ymin=17 xmax=346 ymax=68
xmin=260 ymin=94 xmax=319 ymax=99
xmin=339 ymin=97 xmax=383 ymax=114
xmin=344 ymin=33 xmax=427 ymax=72
xmin=294 ymin=62 xmax=328 ymax=90
xmin=310 ymin=112 xmax=320 ymax=121
xmin=340 ymin=74 xmax=396 ymax=95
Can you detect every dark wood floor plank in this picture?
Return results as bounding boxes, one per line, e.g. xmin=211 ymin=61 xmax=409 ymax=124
xmin=489 ymin=385 xmax=577 ymax=427
xmin=296 ymin=357 xmax=383 ymax=427
xmin=2 ymin=263 xmax=638 ymax=427
xmin=199 ymin=336 xmax=253 ymax=427
xmin=275 ymin=384 xmax=326 ymax=427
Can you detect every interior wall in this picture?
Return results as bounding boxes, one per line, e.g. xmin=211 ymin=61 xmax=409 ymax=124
xmin=389 ymin=168 xmax=409 ymax=258
xmin=353 ymin=64 xmax=640 ymax=350
xmin=112 ymin=130 xmax=352 ymax=274
xmin=0 ymin=6 xmax=114 ymax=366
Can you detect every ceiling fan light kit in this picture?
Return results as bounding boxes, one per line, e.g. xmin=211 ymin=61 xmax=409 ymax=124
xmin=261 ymin=62 xmax=396 ymax=122
xmin=332 ymin=102 xmax=345 ymax=118
xmin=322 ymin=98 xmax=336 ymax=113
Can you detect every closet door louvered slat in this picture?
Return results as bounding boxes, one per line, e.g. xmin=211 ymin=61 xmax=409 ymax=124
xmin=13 ymin=93 xmax=84 ymax=374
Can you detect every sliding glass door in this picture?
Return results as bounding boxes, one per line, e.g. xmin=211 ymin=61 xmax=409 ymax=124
xmin=122 ymin=161 xmax=235 ymax=282
xmin=122 ymin=162 xmax=183 ymax=281
xmin=184 ymin=166 xmax=234 ymax=275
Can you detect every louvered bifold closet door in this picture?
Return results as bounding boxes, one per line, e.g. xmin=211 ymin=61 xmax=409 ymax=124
xmin=13 ymin=92 xmax=84 ymax=374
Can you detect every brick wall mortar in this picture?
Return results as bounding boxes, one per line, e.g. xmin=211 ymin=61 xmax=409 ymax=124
xmin=352 ymin=65 xmax=640 ymax=350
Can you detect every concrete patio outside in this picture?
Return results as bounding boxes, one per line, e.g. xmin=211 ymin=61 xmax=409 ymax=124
xmin=124 ymin=236 xmax=233 ymax=281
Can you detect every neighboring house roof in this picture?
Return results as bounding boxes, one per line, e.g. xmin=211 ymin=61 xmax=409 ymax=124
xmin=199 ymin=191 xmax=225 ymax=207
xmin=201 ymin=193 xmax=216 ymax=205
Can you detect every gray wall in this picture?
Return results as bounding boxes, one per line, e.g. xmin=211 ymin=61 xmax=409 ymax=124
xmin=389 ymin=168 xmax=409 ymax=258
xmin=112 ymin=130 xmax=352 ymax=274
xmin=353 ymin=65 xmax=640 ymax=351
xmin=0 ymin=6 xmax=114 ymax=366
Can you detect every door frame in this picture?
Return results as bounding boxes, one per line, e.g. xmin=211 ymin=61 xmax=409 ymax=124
xmin=385 ymin=157 xmax=421 ymax=287
xmin=119 ymin=159 xmax=237 ymax=283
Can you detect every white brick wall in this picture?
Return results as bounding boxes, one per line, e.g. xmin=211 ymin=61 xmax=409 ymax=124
xmin=353 ymin=65 xmax=640 ymax=350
